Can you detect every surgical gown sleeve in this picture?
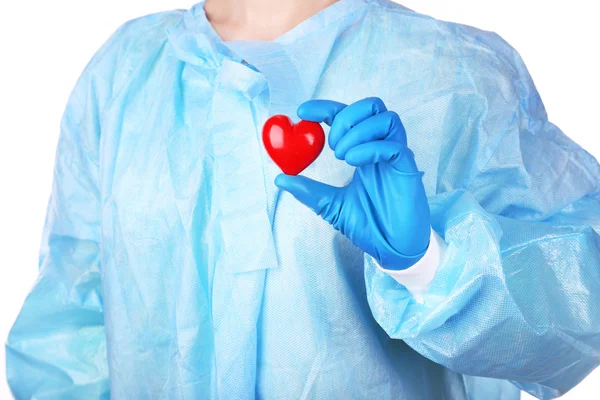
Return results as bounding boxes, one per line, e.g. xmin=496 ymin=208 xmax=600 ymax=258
xmin=364 ymin=28 xmax=600 ymax=399
xmin=5 ymin=23 xmax=130 ymax=400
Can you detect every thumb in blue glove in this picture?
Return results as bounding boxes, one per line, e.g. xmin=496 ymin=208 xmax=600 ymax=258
xmin=275 ymin=97 xmax=431 ymax=270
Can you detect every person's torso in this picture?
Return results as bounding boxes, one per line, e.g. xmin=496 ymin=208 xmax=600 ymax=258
xmin=96 ymin=1 xmax=519 ymax=398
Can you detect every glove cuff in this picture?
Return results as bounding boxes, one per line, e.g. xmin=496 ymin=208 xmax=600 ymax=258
xmin=375 ymin=228 xmax=447 ymax=303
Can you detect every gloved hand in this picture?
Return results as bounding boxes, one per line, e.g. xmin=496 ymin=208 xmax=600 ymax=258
xmin=275 ymin=97 xmax=431 ymax=270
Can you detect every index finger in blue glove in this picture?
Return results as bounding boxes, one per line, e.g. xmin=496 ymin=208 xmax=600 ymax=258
xmin=297 ymin=100 xmax=347 ymax=125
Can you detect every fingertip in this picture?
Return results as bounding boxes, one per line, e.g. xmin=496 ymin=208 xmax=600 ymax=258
xmin=297 ymin=100 xmax=347 ymax=125
xmin=296 ymin=101 xmax=312 ymax=120
xmin=344 ymin=148 xmax=363 ymax=167
xmin=369 ymin=97 xmax=387 ymax=113
xmin=297 ymin=100 xmax=326 ymax=122
xmin=274 ymin=173 xmax=291 ymax=188
xmin=334 ymin=148 xmax=346 ymax=161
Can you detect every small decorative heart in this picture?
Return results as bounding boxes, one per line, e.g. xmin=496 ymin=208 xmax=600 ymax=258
xmin=262 ymin=115 xmax=325 ymax=176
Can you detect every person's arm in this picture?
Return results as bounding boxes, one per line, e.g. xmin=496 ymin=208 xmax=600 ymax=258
xmin=4 ymin=21 xmax=132 ymax=399
xmin=364 ymin=26 xmax=600 ymax=399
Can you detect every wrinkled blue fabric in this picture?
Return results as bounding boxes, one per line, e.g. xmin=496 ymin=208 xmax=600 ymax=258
xmin=6 ymin=0 xmax=600 ymax=399
xmin=275 ymin=98 xmax=431 ymax=271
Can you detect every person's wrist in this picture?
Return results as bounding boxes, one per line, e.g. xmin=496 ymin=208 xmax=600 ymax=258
xmin=382 ymin=242 xmax=429 ymax=271
xmin=375 ymin=229 xmax=447 ymax=302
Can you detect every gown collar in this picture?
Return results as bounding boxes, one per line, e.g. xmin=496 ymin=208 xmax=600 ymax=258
xmin=165 ymin=0 xmax=374 ymax=70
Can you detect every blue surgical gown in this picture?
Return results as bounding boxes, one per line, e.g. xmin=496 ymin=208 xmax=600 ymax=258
xmin=6 ymin=0 xmax=600 ymax=399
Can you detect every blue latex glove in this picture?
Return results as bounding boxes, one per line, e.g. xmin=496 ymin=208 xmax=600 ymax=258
xmin=275 ymin=97 xmax=431 ymax=270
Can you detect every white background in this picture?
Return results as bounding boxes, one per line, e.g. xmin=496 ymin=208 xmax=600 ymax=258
xmin=0 ymin=1 xmax=598 ymax=398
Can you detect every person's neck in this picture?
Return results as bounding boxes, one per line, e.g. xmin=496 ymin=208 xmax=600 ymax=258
xmin=204 ymin=0 xmax=339 ymax=41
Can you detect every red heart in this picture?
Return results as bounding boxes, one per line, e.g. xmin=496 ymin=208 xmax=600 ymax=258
xmin=262 ymin=115 xmax=325 ymax=176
